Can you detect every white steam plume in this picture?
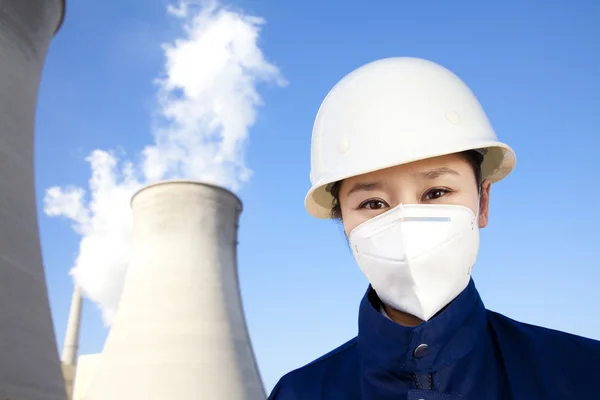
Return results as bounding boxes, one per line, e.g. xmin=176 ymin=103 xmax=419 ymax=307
xmin=44 ymin=1 xmax=286 ymax=325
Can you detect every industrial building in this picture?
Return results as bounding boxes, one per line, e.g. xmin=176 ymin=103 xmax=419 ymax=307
xmin=0 ymin=0 xmax=67 ymax=399
xmin=0 ymin=1 xmax=265 ymax=397
xmin=74 ymin=181 xmax=265 ymax=399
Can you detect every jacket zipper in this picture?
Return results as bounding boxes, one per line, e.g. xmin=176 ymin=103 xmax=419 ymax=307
xmin=412 ymin=373 xmax=433 ymax=390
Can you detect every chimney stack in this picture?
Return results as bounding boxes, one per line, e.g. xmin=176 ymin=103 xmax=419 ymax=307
xmin=61 ymin=285 xmax=83 ymax=366
xmin=61 ymin=285 xmax=83 ymax=399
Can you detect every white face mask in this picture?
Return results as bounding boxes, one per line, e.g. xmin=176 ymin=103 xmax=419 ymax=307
xmin=349 ymin=203 xmax=480 ymax=322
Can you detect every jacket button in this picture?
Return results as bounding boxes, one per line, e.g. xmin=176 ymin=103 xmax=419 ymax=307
xmin=413 ymin=344 xmax=429 ymax=358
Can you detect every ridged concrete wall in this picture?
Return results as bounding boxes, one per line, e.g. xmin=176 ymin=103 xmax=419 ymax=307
xmin=84 ymin=181 xmax=265 ymax=399
xmin=0 ymin=1 xmax=67 ymax=399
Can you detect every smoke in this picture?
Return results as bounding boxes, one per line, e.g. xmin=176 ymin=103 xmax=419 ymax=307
xmin=44 ymin=0 xmax=286 ymax=325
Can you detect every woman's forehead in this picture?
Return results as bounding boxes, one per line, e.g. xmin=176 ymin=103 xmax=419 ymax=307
xmin=344 ymin=154 xmax=472 ymax=186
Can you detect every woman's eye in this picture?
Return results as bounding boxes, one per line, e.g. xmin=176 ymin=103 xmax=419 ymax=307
xmin=423 ymin=188 xmax=450 ymax=201
xmin=359 ymin=200 xmax=387 ymax=210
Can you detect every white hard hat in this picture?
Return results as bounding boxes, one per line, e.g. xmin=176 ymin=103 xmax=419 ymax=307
xmin=305 ymin=57 xmax=516 ymax=219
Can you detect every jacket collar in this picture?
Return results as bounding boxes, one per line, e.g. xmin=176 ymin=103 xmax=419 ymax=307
xmin=357 ymin=279 xmax=487 ymax=374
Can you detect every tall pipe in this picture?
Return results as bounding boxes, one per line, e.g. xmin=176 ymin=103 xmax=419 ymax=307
xmin=84 ymin=181 xmax=265 ymax=399
xmin=61 ymin=285 xmax=83 ymax=366
xmin=0 ymin=1 xmax=67 ymax=399
xmin=61 ymin=285 xmax=83 ymax=400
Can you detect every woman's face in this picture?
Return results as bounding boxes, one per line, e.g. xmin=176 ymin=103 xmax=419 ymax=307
xmin=338 ymin=153 xmax=492 ymax=236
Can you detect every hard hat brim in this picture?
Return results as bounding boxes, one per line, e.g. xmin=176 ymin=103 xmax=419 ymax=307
xmin=304 ymin=141 xmax=516 ymax=219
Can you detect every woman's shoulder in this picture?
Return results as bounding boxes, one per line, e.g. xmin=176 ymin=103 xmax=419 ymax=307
xmin=267 ymin=337 xmax=360 ymax=399
xmin=487 ymin=309 xmax=600 ymax=348
xmin=486 ymin=308 xmax=600 ymax=384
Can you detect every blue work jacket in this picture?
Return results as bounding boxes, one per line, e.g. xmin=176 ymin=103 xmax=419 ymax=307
xmin=268 ymin=279 xmax=600 ymax=399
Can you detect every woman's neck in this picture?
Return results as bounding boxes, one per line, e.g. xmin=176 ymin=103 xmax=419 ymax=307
xmin=382 ymin=303 xmax=423 ymax=327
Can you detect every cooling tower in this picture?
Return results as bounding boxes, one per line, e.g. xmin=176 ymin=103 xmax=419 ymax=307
xmin=84 ymin=181 xmax=265 ymax=399
xmin=0 ymin=1 xmax=67 ymax=400
xmin=71 ymin=354 xmax=100 ymax=400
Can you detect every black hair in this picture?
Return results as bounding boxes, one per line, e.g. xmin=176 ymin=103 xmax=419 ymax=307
xmin=328 ymin=150 xmax=485 ymax=220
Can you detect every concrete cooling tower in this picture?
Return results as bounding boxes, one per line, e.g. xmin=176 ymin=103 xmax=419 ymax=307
xmin=0 ymin=1 xmax=67 ymax=400
xmin=84 ymin=181 xmax=265 ymax=399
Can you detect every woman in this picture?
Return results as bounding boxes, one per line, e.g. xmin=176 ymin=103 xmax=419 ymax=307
xmin=268 ymin=57 xmax=600 ymax=399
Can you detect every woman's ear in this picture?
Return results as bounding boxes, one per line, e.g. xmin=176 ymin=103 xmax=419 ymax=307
xmin=478 ymin=179 xmax=492 ymax=228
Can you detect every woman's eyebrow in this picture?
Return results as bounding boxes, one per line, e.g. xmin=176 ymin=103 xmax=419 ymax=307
xmin=346 ymin=181 xmax=382 ymax=196
xmin=415 ymin=167 xmax=460 ymax=180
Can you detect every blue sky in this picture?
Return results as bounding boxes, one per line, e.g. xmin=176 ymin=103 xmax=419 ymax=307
xmin=37 ymin=0 xmax=599 ymax=393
